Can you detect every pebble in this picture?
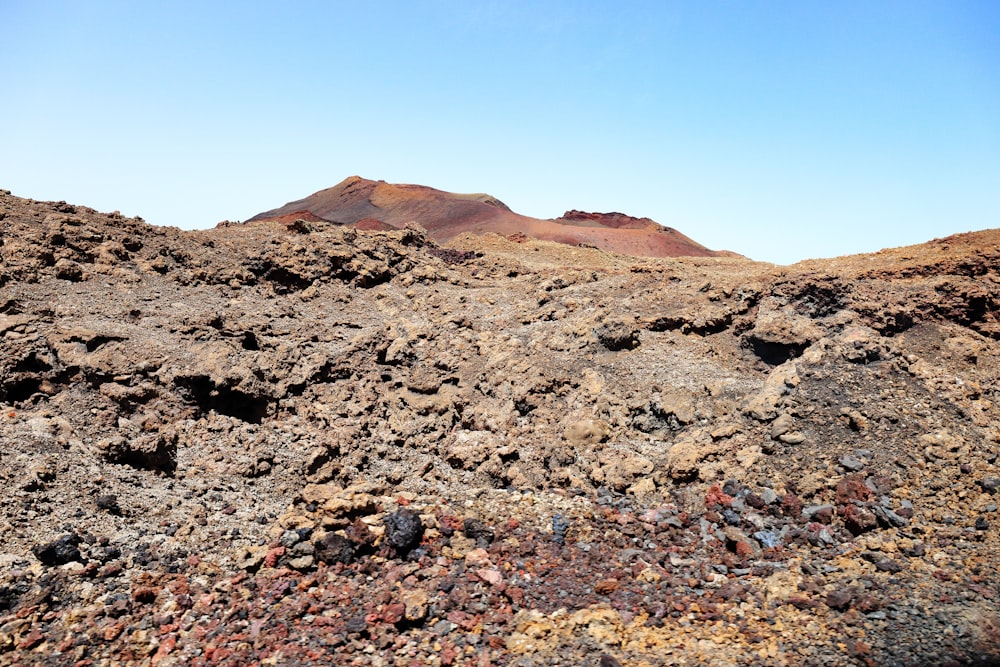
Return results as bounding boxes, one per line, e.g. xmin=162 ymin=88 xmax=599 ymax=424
xmin=826 ymin=588 xmax=854 ymax=610
xmin=803 ymin=504 xmax=834 ymax=520
xmin=722 ymin=509 xmax=742 ymax=526
xmin=384 ymin=509 xmax=424 ymax=551
xmin=839 ymin=455 xmax=865 ymax=472
xmin=462 ymin=518 xmax=495 ymax=545
xmin=552 ymin=514 xmax=570 ymax=544
xmin=279 ymin=530 xmax=302 ymax=548
xmin=980 ymin=478 xmax=1000 ymax=493
xmin=753 ymin=531 xmax=781 ymax=549
xmin=32 ymin=533 xmax=83 ymax=566
xmin=95 ymin=494 xmax=120 ymax=513
xmin=314 ymin=533 xmax=356 ymax=564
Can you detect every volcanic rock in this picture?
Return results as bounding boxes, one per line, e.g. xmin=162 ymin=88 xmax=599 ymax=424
xmin=1 ymin=188 xmax=1000 ymax=666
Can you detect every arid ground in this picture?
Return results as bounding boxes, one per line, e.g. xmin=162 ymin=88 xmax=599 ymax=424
xmin=2 ymin=187 xmax=999 ymax=666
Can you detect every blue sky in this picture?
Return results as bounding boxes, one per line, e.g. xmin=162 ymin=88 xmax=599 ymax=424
xmin=1 ymin=1 xmax=997 ymax=264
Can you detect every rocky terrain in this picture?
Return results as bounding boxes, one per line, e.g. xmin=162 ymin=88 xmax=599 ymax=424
xmin=248 ymin=176 xmax=731 ymax=259
xmin=1 ymin=187 xmax=999 ymax=666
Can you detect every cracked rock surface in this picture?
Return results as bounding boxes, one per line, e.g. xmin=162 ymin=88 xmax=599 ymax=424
xmin=1 ymin=189 xmax=1000 ymax=665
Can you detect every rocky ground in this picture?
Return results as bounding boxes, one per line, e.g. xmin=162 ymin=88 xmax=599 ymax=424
xmin=1 ymin=188 xmax=999 ymax=666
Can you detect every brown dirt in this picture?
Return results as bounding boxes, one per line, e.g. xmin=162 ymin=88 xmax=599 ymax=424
xmin=1 ymin=188 xmax=1000 ymax=666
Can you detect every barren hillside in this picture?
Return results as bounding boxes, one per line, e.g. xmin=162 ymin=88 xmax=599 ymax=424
xmin=1 ymin=188 xmax=999 ymax=666
xmin=248 ymin=177 xmax=730 ymax=259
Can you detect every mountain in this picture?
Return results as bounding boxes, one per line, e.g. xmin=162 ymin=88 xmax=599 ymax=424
xmin=248 ymin=176 xmax=732 ymax=259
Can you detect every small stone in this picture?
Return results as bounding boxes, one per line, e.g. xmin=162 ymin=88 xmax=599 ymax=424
xmin=960 ymin=463 xmax=972 ymax=474
xmin=779 ymin=431 xmax=806 ymax=444
xmin=552 ymin=514 xmax=570 ymax=544
xmin=980 ymin=478 xmax=1000 ymax=493
xmin=770 ymin=414 xmax=794 ymax=439
xmin=975 ymin=517 xmax=989 ymax=531
xmin=753 ymin=531 xmax=781 ymax=549
xmin=344 ymin=616 xmax=367 ymax=634
xmin=826 ymin=588 xmax=854 ymax=610
xmin=433 ymin=619 xmax=456 ymax=636
xmin=595 ymin=578 xmax=620 ymax=595
xmin=600 ymin=656 xmax=623 ymax=667
xmin=384 ymin=509 xmax=424 ymax=551
xmin=279 ymin=530 xmax=301 ymax=548
xmin=843 ymin=505 xmax=878 ymax=535
xmin=400 ymin=589 xmax=429 ymax=621
xmin=314 ymin=533 xmax=356 ymax=564
xmin=836 ymin=475 xmax=873 ymax=505
xmin=722 ymin=479 xmax=742 ymax=496
xmin=839 ymin=455 xmax=865 ymax=472
xmin=803 ymin=504 xmax=834 ymax=521
xmin=875 ymin=559 xmax=902 ymax=573
xmin=288 ymin=555 xmax=315 ymax=570
xmin=96 ymin=495 xmax=120 ymax=514
xmin=475 ymin=569 xmax=503 ymax=586
xmin=760 ymin=488 xmax=779 ymax=505
xmin=33 ymin=533 xmax=83 ymax=566
xmin=873 ymin=505 xmax=908 ymax=528
xmin=462 ymin=518 xmax=495 ymax=545
xmin=780 ymin=494 xmax=802 ymax=518
xmin=464 ymin=548 xmax=493 ymax=568
xmin=595 ymin=321 xmax=640 ymax=351
xmin=381 ymin=602 xmax=405 ymax=624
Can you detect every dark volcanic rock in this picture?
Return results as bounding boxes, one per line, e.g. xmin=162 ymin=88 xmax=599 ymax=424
xmin=384 ymin=509 xmax=424 ymax=551
xmin=314 ymin=533 xmax=356 ymax=564
xmin=32 ymin=533 xmax=83 ymax=566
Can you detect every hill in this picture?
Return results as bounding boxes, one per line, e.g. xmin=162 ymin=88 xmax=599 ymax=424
xmin=248 ymin=176 xmax=731 ymax=259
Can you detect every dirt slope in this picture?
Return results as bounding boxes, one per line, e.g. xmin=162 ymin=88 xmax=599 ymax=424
xmin=248 ymin=176 xmax=729 ymax=259
xmin=1 ymin=188 xmax=1000 ymax=666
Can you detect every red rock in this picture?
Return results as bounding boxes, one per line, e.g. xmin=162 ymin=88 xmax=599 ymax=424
xmin=132 ymin=585 xmax=160 ymax=603
xmin=264 ymin=546 xmax=285 ymax=568
xmin=843 ymin=504 xmax=878 ymax=534
xmin=17 ymin=628 xmax=45 ymax=650
xmin=103 ymin=621 xmax=125 ymax=641
xmin=704 ymin=484 xmax=734 ymax=508
xmin=780 ymin=494 xmax=803 ymax=518
xmin=151 ymin=636 xmax=177 ymax=665
xmin=836 ymin=475 xmax=873 ymax=505
xmin=381 ymin=602 xmax=405 ymax=624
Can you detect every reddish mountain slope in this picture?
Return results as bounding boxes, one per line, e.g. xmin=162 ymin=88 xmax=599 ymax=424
xmin=249 ymin=176 xmax=731 ymax=259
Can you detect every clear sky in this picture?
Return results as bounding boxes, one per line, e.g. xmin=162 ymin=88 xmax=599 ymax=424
xmin=2 ymin=1 xmax=997 ymax=264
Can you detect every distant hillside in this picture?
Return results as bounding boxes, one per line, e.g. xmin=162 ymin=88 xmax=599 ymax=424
xmin=248 ymin=176 xmax=734 ymax=259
